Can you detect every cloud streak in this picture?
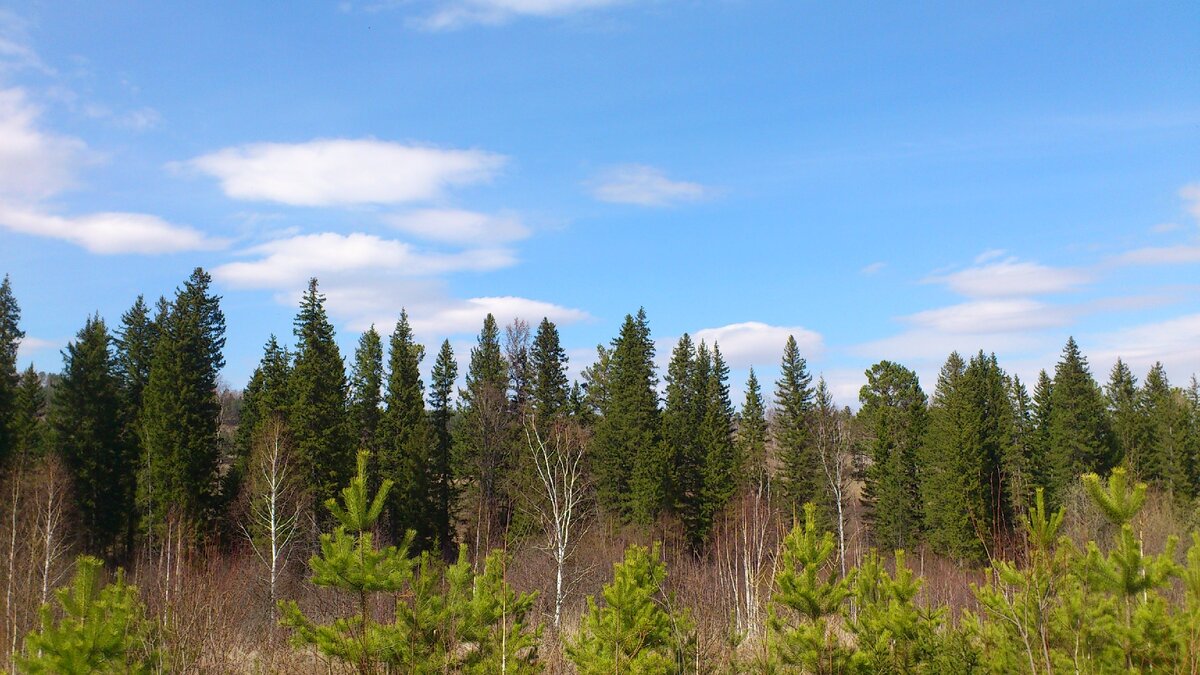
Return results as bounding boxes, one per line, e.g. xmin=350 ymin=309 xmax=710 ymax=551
xmin=590 ymin=164 xmax=710 ymax=207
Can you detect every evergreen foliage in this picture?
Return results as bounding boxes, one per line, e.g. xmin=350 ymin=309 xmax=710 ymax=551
xmin=348 ymin=325 xmax=383 ymax=455
xmin=458 ymin=313 xmax=512 ymax=548
xmin=737 ymin=367 xmax=769 ymax=492
xmin=0 ymin=274 xmax=23 ymax=469
xmin=429 ymin=338 xmax=459 ymax=555
xmin=858 ymin=361 xmax=926 ymax=551
xmin=12 ymin=364 xmax=45 ymax=460
xmin=236 ymin=335 xmax=292 ymax=460
xmin=530 ymin=317 xmax=570 ymax=423
xmin=774 ymin=335 xmax=818 ymax=517
xmin=567 ymin=543 xmax=693 ymax=674
xmin=288 ymin=278 xmax=352 ymax=511
xmin=17 ymin=556 xmax=155 ymax=674
xmin=699 ymin=343 xmax=738 ymax=543
xmin=1045 ymin=337 xmax=1114 ymax=508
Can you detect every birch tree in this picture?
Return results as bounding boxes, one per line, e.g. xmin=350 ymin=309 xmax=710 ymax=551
xmin=240 ymin=418 xmax=302 ymax=621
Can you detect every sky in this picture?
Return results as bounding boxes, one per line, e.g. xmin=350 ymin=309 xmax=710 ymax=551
xmin=1 ymin=1 xmax=1198 ymax=406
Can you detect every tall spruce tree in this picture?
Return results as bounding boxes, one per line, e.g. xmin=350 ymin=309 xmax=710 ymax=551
xmin=139 ymin=268 xmax=226 ymax=533
xmin=858 ymin=360 xmax=926 ymax=551
xmin=1008 ymin=375 xmax=1038 ymax=512
xmin=347 ymin=326 xmax=383 ymax=455
xmin=738 ymin=367 xmax=769 ymax=493
xmin=1031 ymin=369 xmax=1056 ymax=498
xmin=0 ymin=274 xmax=23 ymax=469
xmin=662 ymin=334 xmax=702 ymax=541
xmin=1139 ymin=363 xmax=1182 ymax=492
xmin=289 ymin=278 xmax=352 ymax=511
xmin=699 ymin=343 xmax=738 ymax=545
xmin=592 ymin=309 xmax=661 ymax=524
xmin=1046 ymin=337 xmax=1113 ymax=508
xmin=1105 ymin=358 xmax=1143 ymax=471
xmin=52 ymin=315 xmax=128 ymax=555
xmin=12 ymin=365 xmax=45 ymax=460
xmin=236 ymin=335 xmax=292 ymax=459
xmin=775 ymin=335 xmax=818 ymax=518
xmin=428 ymin=339 xmax=458 ymax=555
xmin=530 ymin=317 xmax=570 ymax=423
xmin=458 ymin=314 xmax=511 ymax=552
xmin=379 ymin=310 xmax=436 ymax=549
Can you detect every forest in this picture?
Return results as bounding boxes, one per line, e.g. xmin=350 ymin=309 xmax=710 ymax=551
xmin=2 ymin=267 xmax=1200 ymax=673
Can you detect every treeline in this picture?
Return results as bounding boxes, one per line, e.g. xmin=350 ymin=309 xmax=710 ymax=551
xmin=3 ymin=270 xmax=1200 ymax=560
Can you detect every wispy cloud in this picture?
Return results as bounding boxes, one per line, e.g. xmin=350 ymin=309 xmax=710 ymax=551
xmin=393 ymin=0 xmax=631 ymax=30
xmin=590 ymin=164 xmax=710 ymax=207
xmin=1181 ymin=183 xmax=1200 ymax=222
xmin=925 ymin=256 xmax=1090 ymax=298
xmin=690 ymin=321 xmax=823 ymax=369
xmin=0 ymin=204 xmax=223 ymax=255
xmin=904 ymin=298 xmax=1071 ymax=335
xmin=183 ymin=139 xmax=505 ymax=207
xmin=385 ymin=208 xmax=530 ymax=245
xmin=860 ymin=261 xmax=886 ymax=276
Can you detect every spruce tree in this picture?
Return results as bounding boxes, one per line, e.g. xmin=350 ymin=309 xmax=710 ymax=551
xmin=12 ymin=365 xmax=45 ymax=460
xmin=428 ymin=339 xmax=458 ymax=555
xmin=775 ymin=335 xmax=819 ymax=518
xmin=289 ymin=278 xmax=352 ymax=511
xmin=1046 ymin=337 xmax=1114 ymax=508
xmin=529 ymin=317 xmax=569 ymax=423
xmin=236 ymin=335 xmax=292 ymax=460
xmin=1008 ymin=375 xmax=1038 ymax=512
xmin=661 ymin=334 xmax=702 ymax=541
xmin=458 ymin=313 xmax=511 ymax=551
xmin=348 ymin=326 xmax=383 ymax=456
xmin=115 ymin=295 xmax=157 ymax=415
xmin=592 ymin=309 xmax=661 ymax=523
xmin=0 ymin=274 xmax=23 ymax=469
xmin=139 ymin=267 xmax=226 ymax=533
xmin=738 ymin=367 xmax=769 ymax=493
xmin=379 ymin=310 xmax=436 ymax=549
xmin=1105 ymin=358 xmax=1143 ymax=471
xmin=858 ymin=361 xmax=926 ymax=551
xmin=1031 ymin=369 xmax=1056 ymax=497
xmin=1139 ymin=363 xmax=1182 ymax=492
xmin=52 ymin=315 xmax=128 ymax=555
xmin=699 ymin=343 xmax=737 ymax=545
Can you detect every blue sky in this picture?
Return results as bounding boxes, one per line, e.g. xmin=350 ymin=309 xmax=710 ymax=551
xmin=1 ymin=1 xmax=1198 ymax=404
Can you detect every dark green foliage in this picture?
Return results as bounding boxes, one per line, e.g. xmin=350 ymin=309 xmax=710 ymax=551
xmin=1106 ymin=358 xmax=1142 ymax=470
xmin=348 ymin=325 xmax=383 ymax=455
xmin=115 ymin=295 xmax=157 ymax=413
xmin=530 ymin=317 xmax=570 ymax=422
xmin=138 ymin=268 xmax=226 ymax=533
xmin=699 ymin=344 xmax=738 ymax=542
xmin=235 ymin=335 xmax=292 ymax=460
xmin=858 ymin=361 xmax=926 ymax=551
xmin=379 ymin=311 xmax=437 ymax=549
xmin=1045 ymin=337 xmax=1114 ymax=508
xmin=457 ymin=313 xmax=512 ymax=549
xmin=12 ymin=364 xmax=46 ymax=460
xmin=737 ymin=368 xmax=769 ymax=492
xmin=774 ymin=335 xmax=819 ymax=518
xmin=288 ymin=278 xmax=352 ymax=511
xmin=592 ymin=309 xmax=662 ymax=523
xmin=51 ymin=315 xmax=129 ymax=555
xmin=1030 ymin=369 xmax=1055 ymax=497
xmin=429 ymin=339 xmax=458 ymax=555
xmin=0 ymin=274 xmax=23 ymax=468
xmin=662 ymin=334 xmax=704 ymax=543
xmin=567 ymin=543 xmax=693 ymax=674
xmin=17 ymin=556 xmax=155 ymax=674
xmin=1138 ymin=363 xmax=1184 ymax=492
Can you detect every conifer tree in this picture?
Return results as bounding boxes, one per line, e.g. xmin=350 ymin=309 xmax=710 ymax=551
xmin=18 ymin=556 xmax=155 ymax=674
xmin=11 ymin=365 xmax=45 ymax=459
xmin=458 ymin=313 xmax=511 ymax=553
xmin=530 ymin=317 xmax=569 ymax=423
xmin=52 ymin=316 xmax=128 ymax=555
xmin=738 ymin=367 xmax=769 ymax=493
xmin=850 ymin=549 xmax=946 ymax=672
xmin=858 ymin=361 xmax=926 ymax=550
xmin=699 ymin=343 xmax=737 ymax=544
xmin=1138 ymin=363 xmax=1182 ymax=492
xmin=1008 ymin=375 xmax=1038 ymax=512
xmin=579 ymin=345 xmax=612 ymax=422
xmin=379 ymin=311 xmax=436 ymax=549
xmin=1106 ymin=358 xmax=1143 ymax=470
xmin=288 ymin=278 xmax=352 ymax=511
xmin=0 ymin=274 xmax=23 ymax=469
xmin=1031 ymin=369 xmax=1056 ymax=496
xmin=1046 ymin=337 xmax=1114 ymax=508
xmin=348 ymin=326 xmax=383 ymax=455
xmin=775 ymin=335 xmax=818 ymax=517
xmin=662 ymin=334 xmax=702 ymax=540
xmin=236 ymin=335 xmax=292 ymax=459
xmin=139 ymin=267 xmax=226 ymax=532
xmin=505 ymin=318 xmax=533 ymax=415
xmin=592 ymin=309 xmax=661 ymax=523
xmin=428 ymin=339 xmax=458 ymax=555
xmin=567 ymin=543 xmax=693 ymax=674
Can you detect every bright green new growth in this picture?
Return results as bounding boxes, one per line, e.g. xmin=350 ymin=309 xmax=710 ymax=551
xmin=567 ymin=543 xmax=694 ymax=674
xmin=18 ymin=556 xmax=155 ymax=674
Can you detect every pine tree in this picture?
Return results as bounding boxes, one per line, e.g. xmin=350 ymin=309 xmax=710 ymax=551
xmin=458 ymin=313 xmax=511 ymax=553
xmin=699 ymin=343 xmax=737 ymax=546
xmin=18 ymin=556 xmax=155 ymax=674
xmin=1046 ymin=337 xmax=1114 ymax=508
xmin=52 ymin=315 xmax=128 ymax=555
xmin=592 ymin=309 xmax=662 ymax=523
xmin=850 ymin=549 xmax=946 ymax=672
xmin=379 ymin=310 xmax=436 ymax=549
xmin=139 ymin=267 xmax=226 ymax=533
xmin=428 ymin=339 xmax=458 ymax=555
xmin=737 ymin=367 xmax=769 ymax=493
xmin=775 ymin=335 xmax=818 ymax=518
xmin=348 ymin=326 xmax=383 ymax=455
xmin=858 ymin=361 xmax=926 ymax=551
xmin=0 ymin=274 xmax=23 ymax=469
xmin=288 ymin=278 xmax=352 ymax=511
xmin=566 ymin=543 xmax=693 ymax=674
xmin=530 ymin=317 xmax=569 ymax=423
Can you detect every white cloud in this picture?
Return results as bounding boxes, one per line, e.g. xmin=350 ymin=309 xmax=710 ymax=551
xmin=690 ymin=321 xmax=824 ymax=369
xmin=213 ymin=232 xmax=517 ymax=288
xmin=974 ymin=248 xmax=1007 ymax=264
xmin=590 ymin=164 xmax=710 ymax=207
xmin=410 ymin=296 xmax=591 ymax=336
xmin=904 ymin=298 xmax=1070 ymax=335
xmin=1181 ymin=183 xmax=1200 ymax=222
xmin=0 ymin=88 xmax=86 ymax=201
xmin=386 ymin=208 xmax=530 ymax=245
xmin=860 ymin=261 xmax=886 ymax=276
xmin=1088 ymin=313 xmax=1200 ymax=378
xmin=0 ymin=204 xmax=223 ymax=254
xmin=184 ymin=139 xmax=505 ymax=207
xmin=1152 ymin=222 xmax=1183 ymax=234
xmin=926 ymin=258 xmax=1090 ymax=298
xmin=414 ymin=0 xmax=627 ymax=29
xmin=1113 ymin=245 xmax=1200 ymax=266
